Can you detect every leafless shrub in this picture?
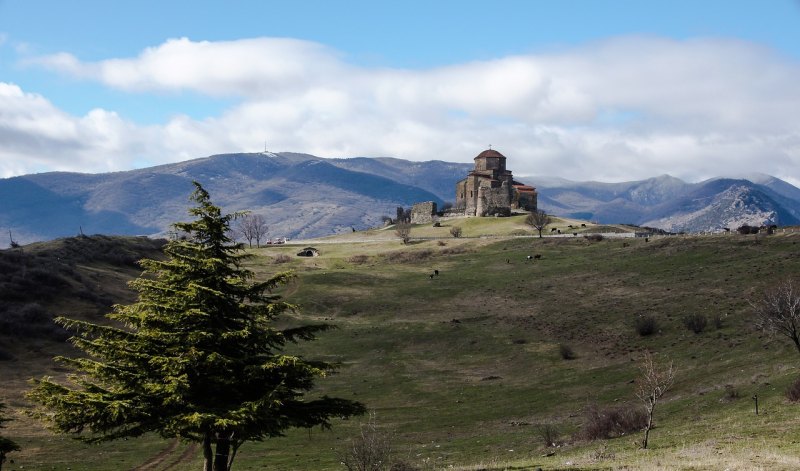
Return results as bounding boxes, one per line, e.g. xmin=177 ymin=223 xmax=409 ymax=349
xmin=536 ymin=423 xmax=561 ymax=447
xmin=559 ymin=344 xmax=576 ymax=360
xmin=395 ymin=222 xmax=411 ymax=244
xmin=340 ymin=415 xmax=393 ymax=471
xmin=590 ymin=444 xmax=616 ymax=461
xmin=348 ymin=255 xmax=370 ymax=265
xmin=751 ymin=278 xmax=800 ymax=354
xmin=579 ymin=404 xmax=647 ymax=441
xmin=636 ymin=352 xmax=675 ymax=449
xmin=711 ymin=313 xmax=725 ymax=329
xmin=682 ymin=313 xmax=707 ymax=334
xmin=635 ymin=315 xmax=659 ymax=336
xmin=722 ymin=384 xmax=741 ymax=402
xmin=272 ymin=254 xmax=292 ymax=264
xmin=786 ymin=377 xmax=800 ymax=402
xmin=449 ymin=226 xmax=462 ymax=238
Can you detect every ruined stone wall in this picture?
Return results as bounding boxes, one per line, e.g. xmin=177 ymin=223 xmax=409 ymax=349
xmin=476 ymin=183 xmax=513 ymax=216
xmin=410 ymin=201 xmax=438 ymax=224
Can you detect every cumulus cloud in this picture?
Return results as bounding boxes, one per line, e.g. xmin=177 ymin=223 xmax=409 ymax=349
xmin=7 ymin=35 xmax=800 ymax=184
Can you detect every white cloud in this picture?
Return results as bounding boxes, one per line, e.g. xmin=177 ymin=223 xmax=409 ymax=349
xmin=5 ymin=35 xmax=800 ymax=185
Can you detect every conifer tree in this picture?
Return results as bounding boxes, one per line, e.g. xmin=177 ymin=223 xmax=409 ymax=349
xmin=0 ymin=401 xmax=20 ymax=471
xmin=28 ymin=183 xmax=365 ymax=471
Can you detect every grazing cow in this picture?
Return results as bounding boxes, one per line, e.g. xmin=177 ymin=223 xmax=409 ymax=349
xmin=568 ymin=225 xmax=574 ymax=228
xmin=533 ymin=254 xmax=542 ymax=260
xmin=434 ymin=269 xmax=439 ymax=276
xmin=526 ymin=255 xmax=532 ymax=260
xmin=581 ymin=223 xmax=586 ymax=227
xmin=551 ymin=228 xmax=558 ymax=232
xmin=429 ymin=274 xmax=434 ymax=280
xmin=573 ymin=232 xmax=578 ymax=236
xmin=557 ymin=230 xmax=562 ymax=234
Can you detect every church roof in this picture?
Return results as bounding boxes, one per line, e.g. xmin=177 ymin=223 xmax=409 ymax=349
xmin=474 ymin=149 xmax=506 ymax=160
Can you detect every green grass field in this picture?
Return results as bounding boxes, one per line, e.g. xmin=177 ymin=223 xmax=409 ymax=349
xmin=3 ymin=227 xmax=800 ymax=470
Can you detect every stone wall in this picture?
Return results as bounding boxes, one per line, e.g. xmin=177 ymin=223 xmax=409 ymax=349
xmin=410 ymin=201 xmax=438 ymax=224
xmin=476 ymin=183 xmax=513 ymax=216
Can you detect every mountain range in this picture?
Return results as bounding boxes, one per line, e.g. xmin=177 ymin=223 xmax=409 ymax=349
xmin=1 ymin=152 xmax=798 ymax=245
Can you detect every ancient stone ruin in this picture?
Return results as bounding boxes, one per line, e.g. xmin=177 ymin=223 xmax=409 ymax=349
xmin=410 ymin=201 xmax=438 ymax=224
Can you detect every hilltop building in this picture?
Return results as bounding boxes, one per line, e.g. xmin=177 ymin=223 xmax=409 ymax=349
xmin=455 ymin=149 xmax=537 ymax=216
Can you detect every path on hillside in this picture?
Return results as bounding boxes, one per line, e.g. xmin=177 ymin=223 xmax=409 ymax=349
xmin=288 ymin=231 xmax=647 ymax=246
xmin=132 ymin=439 xmax=198 ymax=471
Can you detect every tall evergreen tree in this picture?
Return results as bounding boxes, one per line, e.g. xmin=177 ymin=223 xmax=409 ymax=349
xmin=28 ymin=183 xmax=364 ymax=471
xmin=0 ymin=401 xmax=20 ymax=471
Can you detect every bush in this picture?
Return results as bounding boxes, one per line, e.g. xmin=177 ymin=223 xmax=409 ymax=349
xmin=449 ymin=226 xmax=463 ymax=238
xmin=536 ymin=423 xmax=561 ymax=447
xmin=635 ymin=315 xmax=659 ymax=336
xmin=722 ymin=384 xmax=741 ymax=402
xmin=341 ymin=416 xmax=393 ymax=471
xmin=682 ymin=313 xmax=707 ymax=334
xmin=580 ymin=404 xmax=648 ymax=440
xmin=711 ymin=313 xmax=725 ymax=329
xmin=559 ymin=344 xmax=576 ymax=360
xmin=273 ymin=254 xmax=292 ymax=264
xmin=786 ymin=377 xmax=800 ymax=402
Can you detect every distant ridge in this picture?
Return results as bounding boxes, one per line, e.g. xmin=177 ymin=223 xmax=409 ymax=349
xmin=2 ymin=151 xmax=799 ymax=245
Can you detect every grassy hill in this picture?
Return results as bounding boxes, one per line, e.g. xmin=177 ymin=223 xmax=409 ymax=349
xmin=3 ymin=227 xmax=800 ymax=470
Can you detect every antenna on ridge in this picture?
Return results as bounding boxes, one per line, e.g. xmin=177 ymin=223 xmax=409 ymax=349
xmin=264 ymin=141 xmax=267 ymax=153
xmin=488 ymin=144 xmax=492 ymax=150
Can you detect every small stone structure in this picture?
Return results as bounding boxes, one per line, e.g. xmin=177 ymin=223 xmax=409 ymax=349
xmin=455 ymin=149 xmax=537 ymax=216
xmin=410 ymin=201 xmax=438 ymax=224
xmin=297 ymin=247 xmax=319 ymax=257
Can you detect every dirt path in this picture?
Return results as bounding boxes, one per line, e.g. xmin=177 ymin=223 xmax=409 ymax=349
xmin=163 ymin=442 xmax=199 ymax=470
xmin=132 ymin=439 xmax=198 ymax=471
xmin=131 ymin=439 xmax=180 ymax=470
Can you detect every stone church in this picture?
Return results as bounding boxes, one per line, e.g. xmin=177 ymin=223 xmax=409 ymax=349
xmin=455 ymin=149 xmax=537 ymax=216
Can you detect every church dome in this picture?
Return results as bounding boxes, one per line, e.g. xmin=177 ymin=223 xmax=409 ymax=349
xmin=474 ymin=149 xmax=506 ymax=160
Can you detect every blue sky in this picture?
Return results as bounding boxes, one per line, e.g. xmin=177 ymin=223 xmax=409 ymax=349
xmin=1 ymin=0 xmax=799 ymax=183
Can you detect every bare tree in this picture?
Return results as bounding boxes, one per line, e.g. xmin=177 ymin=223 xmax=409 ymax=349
xmin=525 ymin=210 xmax=552 ymax=238
xmin=751 ymin=278 xmax=800 ymax=354
xmin=635 ymin=352 xmax=675 ymax=449
xmin=449 ymin=226 xmax=462 ymax=238
xmin=395 ymin=221 xmax=411 ymax=244
xmin=250 ymin=214 xmax=268 ymax=247
xmin=236 ymin=214 xmax=269 ymax=248
xmin=340 ymin=414 xmax=393 ymax=471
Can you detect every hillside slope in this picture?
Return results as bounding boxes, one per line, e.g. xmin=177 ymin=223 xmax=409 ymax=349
xmin=5 ymin=230 xmax=800 ymax=470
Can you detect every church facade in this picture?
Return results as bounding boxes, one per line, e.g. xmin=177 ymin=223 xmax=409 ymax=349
xmin=455 ymin=149 xmax=537 ymax=216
